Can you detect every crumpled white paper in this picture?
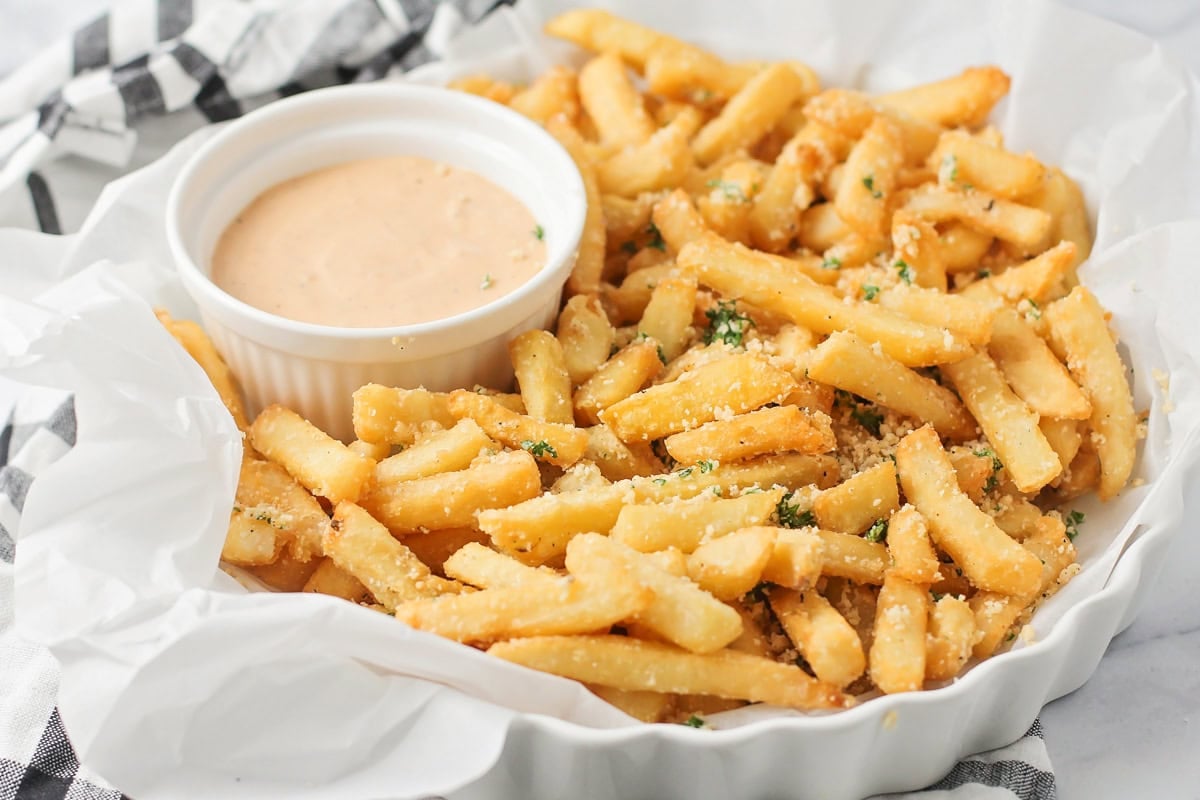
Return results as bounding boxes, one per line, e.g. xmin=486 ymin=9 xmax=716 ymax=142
xmin=4 ymin=0 xmax=1200 ymax=797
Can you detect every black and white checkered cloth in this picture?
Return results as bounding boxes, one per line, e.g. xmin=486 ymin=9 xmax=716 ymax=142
xmin=0 ymin=1 xmax=1059 ymax=798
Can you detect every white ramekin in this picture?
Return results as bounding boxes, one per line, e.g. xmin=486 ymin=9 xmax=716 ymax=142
xmin=166 ymin=83 xmax=586 ymax=440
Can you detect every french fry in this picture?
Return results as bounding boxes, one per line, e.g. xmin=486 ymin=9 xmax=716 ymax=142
xmin=638 ymin=275 xmax=698 ymax=362
xmin=249 ymin=405 xmax=375 ymax=504
xmin=1040 ymin=417 xmax=1083 ymax=474
xmin=891 ymin=210 xmax=947 ymax=292
xmin=903 ymin=184 xmax=1051 ymax=250
xmin=769 ymin=587 xmax=866 ymax=688
xmin=1027 ymin=167 xmax=1092 ymax=274
xmin=696 ymin=160 xmax=764 ymax=245
xmin=878 ymin=66 xmax=1011 ymax=128
xmin=1044 ymin=286 xmax=1137 ymax=499
xmin=584 ymin=423 xmax=663 ymax=480
xmin=374 ymin=419 xmax=494 ymax=487
xmin=886 ymin=505 xmax=941 ymax=584
xmin=352 ymin=384 xmax=455 ymax=445
xmin=574 ymin=339 xmax=663 ymax=425
xmin=748 ymin=125 xmax=833 ymax=252
xmin=835 ymin=115 xmax=904 ymax=240
xmin=509 ymin=65 xmax=579 ymax=124
xmin=448 ymin=74 xmax=515 ymax=103
xmin=567 ymin=533 xmax=743 ymax=653
xmin=361 ymin=449 xmax=541 ymax=533
xmin=937 ymin=222 xmax=994 ymax=273
xmin=545 ymin=115 xmax=606 ymax=296
xmin=664 ymin=405 xmax=835 ymax=465
xmin=869 ymin=573 xmax=929 ymax=694
xmin=797 ymin=202 xmax=851 ymax=254
xmin=878 ymin=284 xmax=997 ymax=347
xmin=692 ymin=63 xmax=809 ymax=165
xmin=924 ymin=595 xmax=977 ymax=681
xmin=813 ymin=462 xmax=900 ymax=536
xmin=942 ymin=352 xmax=1062 ymax=493
xmin=480 ymin=483 xmax=628 ymax=564
xmin=992 ymin=497 xmax=1044 ymax=540
xmin=929 ymin=130 xmax=1045 ymax=200
xmin=234 ymin=457 xmax=328 ymax=562
xmin=651 ymin=189 xmax=710 ymax=253
xmin=761 ymin=528 xmax=825 ymax=589
xmin=588 ymin=685 xmax=674 ymax=723
xmin=896 ymin=426 xmax=1042 ymax=596
xmin=597 ymin=118 xmax=695 ymax=196
xmin=544 ymin=9 xmax=682 ymax=72
xmin=401 ymin=527 xmax=491 ymax=577
xmin=686 ymin=526 xmax=777 ymax=600
xmin=489 ymin=634 xmax=848 ymax=710
xmin=611 ymin=489 xmax=784 ymax=553
xmin=246 ymin=551 xmax=322 ymax=592
xmin=599 ymin=352 xmax=798 ymax=441
xmin=805 ymin=332 xmax=976 ymax=440
xmin=443 ymin=542 xmax=561 ymax=588
xmin=631 ymin=453 xmax=840 ymax=503
xmin=156 ymin=309 xmax=249 ymax=430
xmin=558 ymin=294 xmax=616 ymax=385
xmin=814 ymin=529 xmax=888 ymax=585
xmin=948 ymin=446 xmax=997 ymax=503
xmin=447 ymin=390 xmax=587 ymax=468
xmin=578 ymin=52 xmax=655 ymax=147
xmin=988 ymin=307 xmax=1092 ymax=419
xmin=960 ymin=241 xmax=1076 ymax=305
xmin=300 ymin=557 xmax=369 ymax=601
xmin=680 ymin=237 xmax=972 ymax=366
xmin=222 ymin=511 xmax=281 ymax=566
xmin=324 ymin=502 xmax=455 ymax=611
xmin=510 ymin=330 xmax=574 ymax=425
xmin=348 ymin=440 xmax=391 ymax=461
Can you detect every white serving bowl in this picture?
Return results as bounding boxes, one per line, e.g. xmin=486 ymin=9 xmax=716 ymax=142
xmin=166 ymin=83 xmax=586 ymax=440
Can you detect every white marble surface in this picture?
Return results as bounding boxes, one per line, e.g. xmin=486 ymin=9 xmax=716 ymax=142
xmin=1 ymin=1 xmax=1198 ymax=798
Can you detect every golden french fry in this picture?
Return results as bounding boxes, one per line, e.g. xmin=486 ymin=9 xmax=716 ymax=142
xmin=442 ymin=542 xmax=561 ymax=588
xmin=578 ymin=52 xmax=655 ymax=147
xmin=401 ymin=527 xmax=491 ymax=576
xmin=869 ymin=572 xmax=929 ymax=694
xmin=960 ymin=241 xmax=1077 ymax=305
xmin=583 ymin=423 xmax=663 ymax=481
xmin=925 ymin=595 xmax=977 ymax=681
xmin=348 ymin=439 xmax=391 ymax=461
xmin=891 ymin=210 xmax=948 ymax=292
xmin=300 ymin=557 xmax=370 ymax=602
xmin=903 ymin=184 xmax=1051 ymax=250
xmin=156 ymin=309 xmax=249 ymax=430
xmin=813 ymin=461 xmax=900 ymax=536
xmin=748 ymin=125 xmax=833 ymax=252
xmin=937 ymin=222 xmax=994 ymax=273
xmin=611 ymin=488 xmax=783 ymax=553
xmin=664 ymin=405 xmax=835 ymax=466
xmin=545 ymin=115 xmax=606 ymax=296
xmin=598 ymin=117 xmax=695 ymax=196
xmin=374 ymin=419 xmax=494 ymax=486
xmin=929 ymin=130 xmax=1044 ymax=200
xmin=988 ymin=307 xmax=1092 ymax=419
xmin=352 ymin=384 xmax=455 ymax=445
xmin=480 ymin=483 xmax=628 ymax=565
xmin=588 ymin=684 xmax=675 ymax=723
xmin=234 ymin=456 xmax=328 ymax=562
xmin=509 ymin=65 xmax=579 ymax=124
xmin=509 ymin=330 xmax=574 ymax=425
xmin=686 ymin=526 xmax=777 ymax=600
xmin=222 ymin=511 xmax=281 ymax=566
xmin=249 ymin=405 xmax=375 ymax=504
xmin=886 ymin=505 xmax=941 ymax=584
xmin=599 ymin=352 xmax=798 ymax=441
xmin=632 ymin=453 xmax=840 ymax=503
xmin=637 ymin=275 xmax=697 ymax=362
xmin=942 ymin=351 xmax=1062 ymax=493
xmin=680 ymin=237 xmax=972 ymax=366
xmin=246 ymin=551 xmax=322 ymax=592
xmin=768 ymin=587 xmax=866 ymax=688
xmin=1040 ymin=417 xmax=1083 ymax=474
xmin=557 ymin=294 xmax=616 ymax=385
xmin=835 ymin=115 xmax=904 ymax=240
xmin=896 ymin=426 xmax=1042 ymax=596
xmin=692 ymin=63 xmax=809 ymax=165
xmin=947 ymin=446 xmax=997 ymax=503
xmin=1044 ymin=286 xmax=1137 ymax=499
xmin=878 ymin=66 xmax=1011 ymax=128
xmin=574 ymin=339 xmax=663 ymax=425
xmin=813 ymin=529 xmax=888 ymax=585
xmin=761 ymin=528 xmax=825 ymax=589
xmin=544 ymin=9 xmax=682 ymax=72
xmin=447 ymin=390 xmax=587 ymax=468
xmin=361 ymin=449 xmax=541 ymax=533
xmin=1026 ymin=167 xmax=1092 ymax=274
xmin=489 ymin=634 xmax=849 ymax=710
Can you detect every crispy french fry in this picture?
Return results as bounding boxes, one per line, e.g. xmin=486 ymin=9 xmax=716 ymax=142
xmin=692 ymin=64 xmax=809 ymax=165
xmin=1027 ymin=167 xmax=1092 ymax=274
xmin=583 ymin=423 xmax=663 ymax=480
xmin=686 ymin=526 xmax=777 ymax=601
xmin=878 ymin=66 xmax=1011 ymax=128
xmin=361 ymin=449 xmax=541 ymax=533
xmin=352 ymin=384 xmax=455 ymax=445
xmin=680 ymin=237 xmax=972 ymax=366
xmin=598 ymin=118 xmax=695 ymax=197
xmin=891 ymin=210 xmax=948 ymax=292
xmin=574 ymin=339 xmax=664 ymax=425
xmin=869 ymin=573 xmax=929 ymax=693
xmin=1044 ymin=286 xmax=1137 ymax=499
xmin=545 ymin=115 xmax=606 ymax=296
xmin=988 ymin=307 xmax=1091 ymax=419
xmin=886 ymin=505 xmax=941 ymax=584
xmin=447 ymin=390 xmax=587 ymax=468
xmin=481 ymin=483 xmax=628 ymax=564
xmin=813 ymin=462 xmax=900 ymax=536
xmin=245 ymin=551 xmax=322 ymax=592
xmin=652 ymin=189 xmax=710 ymax=253
xmin=578 ymin=52 xmax=655 ymax=147
xmin=896 ymin=426 xmax=1042 ymax=596
xmin=878 ymin=285 xmax=998 ymax=347
xmin=489 ymin=634 xmax=848 ymax=709
xmin=813 ymin=529 xmax=888 ymax=585
xmin=903 ymin=184 xmax=1051 ymax=250
xmin=588 ymin=684 xmax=675 ymax=723
xmin=1040 ymin=417 xmax=1083 ymax=474
xmin=611 ymin=489 xmax=784 ymax=553
xmin=748 ymin=124 xmax=834 ymax=251
xmin=942 ymin=352 xmax=1062 ymax=493
xmin=769 ymin=587 xmax=866 ymax=688
xmin=835 ymin=115 xmax=904 ymax=239
xmin=374 ymin=419 xmax=494 ymax=487
xmin=664 ymin=405 xmax=835 ymax=465
xmin=761 ymin=528 xmax=825 ymax=589
xmin=401 ymin=527 xmax=491 ymax=577
xmin=937 ymin=222 xmax=994 ymax=273
xmin=249 ymin=405 xmax=375 ymax=504
xmin=632 ymin=453 xmax=840 ymax=503
xmin=544 ymin=9 xmax=681 ymax=72
xmin=222 ymin=511 xmax=281 ymax=566
xmin=637 ymin=275 xmax=697 ymax=362
xmin=948 ymin=446 xmax=997 ymax=503
xmin=509 ymin=65 xmax=579 ymax=124
xmin=443 ymin=542 xmax=560 ymax=588
xmin=558 ymin=294 xmax=617 ymax=385
xmin=925 ymin=595 xmax=977 ymax=681
xmin=509 ymin=330 xmax=574 ymax=425
xmin=156 ymin=309 xmax=249 ymax=430
xmin=234 ymin=457 xmax=328 ymax=562
xmin=929 ymin=130 xmax=1044 ymax=200
xmin=599 ymin=352 xmax=798 ymax=441
xmin=960 ymin=241 xmax=1076 ymax=305
xmin=300 ymin=557 xmax=371 ymax=601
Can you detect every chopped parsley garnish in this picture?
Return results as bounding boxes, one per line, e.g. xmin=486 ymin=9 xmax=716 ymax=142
xmin=1005 ymin=631 xmax=1016 ymax=643
xmin=520 ymin=439 xmax=558 ymax=458
xmin=635 ymin=331 xmax=668 ymax=364
xmin=645 ymin=222 xmax=666 ymax=251
xmin=822 ymin=255 xmax=843 ymax=270
xmin=697 ymin=459 xmax=717 ymax=473
xmin=621 ymin=240 xmax=638 ymax=255
xmin=706 ymin=179 xmax=750 ymax=203
xmin=776 ymin=491 xmax=816 ymax=528
xmin=931 ymin=591 xmax=945 ymax=602
xmin=675 ymin=466 xmax=694 ymax=479
xmin=851 ymin=405 xmax=884 ymax=436
xmin=862 ymin=174 xmax=882 ymax=199
xmin=703 ymin=300 xmax=755 ymax=348
xmin=480 ymin=273 xmax=494 ymax=290
xmin=974 ymin=447 xmax=1003 ymax=492
xmin=894 ymin=259 xmax=914 ymax=285
xmin=977 ymin=269 xmax=992 ymax=279
xmin=533 ymin=224 xmax=545 ymax=241
xmin=939 ymin=153 xmax=958 ymax=184
xmin=1065 ymin=509 xmax=1085 ymax=540
xmin=984 ymin=198 xmax=996 ymax=212
xmin=862 ymin=284 xmax=880 ymax=301
xmin=652 ymin=477 xmax=668 ymax=486
xmin=691 ymin=88 xmax=713 ymax=104
xmin=1024 ymin=299 xmax=1042 ymax=320
xmin=864 ymin=518 xmax=888 ymax=543
xmin=682 ymin=714 xmax=706 ymax=728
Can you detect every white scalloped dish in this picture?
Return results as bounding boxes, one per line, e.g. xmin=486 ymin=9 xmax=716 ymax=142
xmin=8 ymin=0 xmax=1200 ymax=798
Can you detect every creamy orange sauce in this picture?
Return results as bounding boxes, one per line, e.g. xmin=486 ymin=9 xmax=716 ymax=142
xmin=211 ymin=155 xmax=545 ymax=327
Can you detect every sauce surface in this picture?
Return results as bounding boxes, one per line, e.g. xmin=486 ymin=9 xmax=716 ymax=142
xmin=211 ymin=155 xmax=545 ymax=328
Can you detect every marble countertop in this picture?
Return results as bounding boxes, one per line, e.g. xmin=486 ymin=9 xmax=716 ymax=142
xmin=1 ymin=1 xmax=1197 ymax=798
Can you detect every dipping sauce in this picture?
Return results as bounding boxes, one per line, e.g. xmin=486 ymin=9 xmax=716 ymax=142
xmin=210 ymin=155 xmax=545 ymax=328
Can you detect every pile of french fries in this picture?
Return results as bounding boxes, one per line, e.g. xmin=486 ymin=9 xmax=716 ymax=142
xmin=160 ymin=9 xmax=1142 ymax=724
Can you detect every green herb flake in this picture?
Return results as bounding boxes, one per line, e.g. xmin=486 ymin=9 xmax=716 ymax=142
xmin=703 ymin=300 xmax=755 ymax=348
xmin=697 ymin=459 xmax=717 ymax=474
xmin=821 ymin=255 xmax=842 ymax=270
xmin=480 ymin=273 xmax=494 ymax=290
xmin=973 ymin=447 xmax=1003 ymax=492
xmin=652 ymin=477 xmax=668 ymax=486
xmin=776 ymin=491 xmax=816 ymax=529
xmin=864 ymin=518 xmax=888 ymax=543
xmin=675 ymin=466 xmax=694 ymax=479
xmin=862 ymin=284 xmax=880 ymax=301
xmin=851 ymin=405 xmax=884 ymax=437
xmin=646 ymin=222 xmax=666 ymax=251
xmin=894 ymin=259 xmax=914 ymax=285
xmin=862 ymin=174 xmax=883 ymax=199
xmin=706 ymin=179 xmax=750 ymax=203
xmin=931 ymin=591 xmax=945 ymax=602
xmin=520 ymin=439 xmax=558 ymax=459
xmin=939 ymin=153 xmax=959 ymax=184
xmin=533 ymin=224 xmax=545 ymax=241
xmin=977 ymin=269 xmax=992 ymax=279
xmin=1025 ymin=298 xmax=1042 ymax=320
xmin=1065 ymin=509 xmax=1085 ymax=540
xmin=682 ymin=715 xmax=706 ymax=728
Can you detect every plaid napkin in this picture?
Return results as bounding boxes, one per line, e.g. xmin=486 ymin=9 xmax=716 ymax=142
xmin=0 ymin=1 xmax=1059 ymax=798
